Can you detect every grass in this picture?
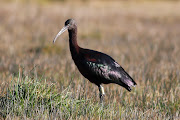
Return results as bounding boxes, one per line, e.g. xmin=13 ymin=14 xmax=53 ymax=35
xmin=0 ymin=70 xmax=125 ymax=119
xmin=0 ymin=69 xmax=179 ymax=119
xmin=0 ymin=0 xmax=180 ymax=119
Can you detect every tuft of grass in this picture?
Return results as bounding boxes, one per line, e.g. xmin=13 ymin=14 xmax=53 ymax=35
xmin=0 ymin=73 xmax=88 ymax=119
xmin=0 ymin=72 xmax=123 ymax=119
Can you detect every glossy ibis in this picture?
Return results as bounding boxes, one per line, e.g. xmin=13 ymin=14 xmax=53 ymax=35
xmin=53 ymin=19 xmax=136 ymax=103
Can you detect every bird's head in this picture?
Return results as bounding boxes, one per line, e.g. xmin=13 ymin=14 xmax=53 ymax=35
xmin=65 ymin=19 xmax=76 ymax=30
xmin=53 ymin=19 xmax=76 ymax=43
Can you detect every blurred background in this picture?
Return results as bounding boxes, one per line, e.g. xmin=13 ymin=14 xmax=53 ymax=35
xmin=0 ymin=0 xmax=179 ymax=119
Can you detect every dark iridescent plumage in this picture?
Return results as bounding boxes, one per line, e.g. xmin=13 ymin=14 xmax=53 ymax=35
xmin=74 ymin=49 xmax=136 ymax=91
xmin=53 ymin=19 xmax=137 ymax=103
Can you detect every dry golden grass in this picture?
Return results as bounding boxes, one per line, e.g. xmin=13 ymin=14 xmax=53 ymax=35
xmin=0 ymin=1 xmax=179 ymax=119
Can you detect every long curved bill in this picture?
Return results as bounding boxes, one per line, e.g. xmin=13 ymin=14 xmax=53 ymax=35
xmin=53 ymin=25 xmax=69 ymax=43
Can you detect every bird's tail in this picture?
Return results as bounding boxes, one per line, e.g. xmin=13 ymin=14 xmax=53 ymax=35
xmin=115 ymin=67 xmax=137 ymax=92
xmin=123 ymin=78 xmax=137 ymax=92
xmin=121 ymin=69 xmax=137 ymax=92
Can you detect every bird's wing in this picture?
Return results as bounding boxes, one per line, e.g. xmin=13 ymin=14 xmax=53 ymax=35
xmin=82 ymin=49 xmax=136 ymax=90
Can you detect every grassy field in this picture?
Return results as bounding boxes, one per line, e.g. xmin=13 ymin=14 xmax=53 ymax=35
xmin=0 ymin=1 xmax=179 ymax=119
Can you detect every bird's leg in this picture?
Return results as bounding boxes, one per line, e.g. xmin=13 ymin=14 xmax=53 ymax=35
xmin=99 ymin=85 xmax=105 ymax=104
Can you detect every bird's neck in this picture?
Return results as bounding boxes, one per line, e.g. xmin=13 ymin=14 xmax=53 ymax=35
xmin=68 ymin=27 xmax=80 ymax=56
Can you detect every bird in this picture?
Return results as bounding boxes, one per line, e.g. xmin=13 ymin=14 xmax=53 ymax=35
xmin=53 ymin=19 xmax=137 ymax=103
